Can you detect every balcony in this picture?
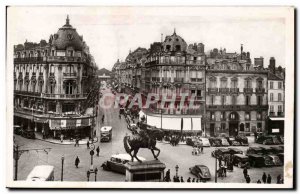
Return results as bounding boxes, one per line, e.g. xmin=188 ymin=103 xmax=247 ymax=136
xmin=255 ymin=88 xmax=265 ymax=93
xmin=14 ymin=57 xmax=44 ymax=63
xmin=244 ymin=88 xmax=253 ymax=94
xmin=207 ymin=105 xmax=268 ymax=111
xmin=174 ymin=77 xmax=184 ymax=82
xmin=14 ymin=90 xmax=42 ymax=97
xmin=41 ymin=93 xmax=88 ymax=99
xmin=47 ymin=56 xmax=87 ymax=63
xmin=219 ymin=88 xmax=229 ymax=93
xmin=207 ymin=88 xmax=218 ymax=94
xmin=63 ymin=72 xmax=77 ymax=77
xmin=162 ymin=77 xmax=171 ymax=82
xmin=190 ymin=78 xmax=203 ymax=82
xmin=230 ymin=88 xmax=239 ymax=93
xmin=151 ymin=77 xmax=160 ymax=82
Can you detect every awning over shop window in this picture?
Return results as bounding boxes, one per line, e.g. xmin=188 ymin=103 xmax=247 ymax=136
xmin=49 ymin=118 xmax=92 ymax=130
xmin=269 ymin=117 xmax=285 ymax=121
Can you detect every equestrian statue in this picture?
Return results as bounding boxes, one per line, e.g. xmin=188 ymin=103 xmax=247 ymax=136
xmin=123 ymin=124 xmax=163 ymax=162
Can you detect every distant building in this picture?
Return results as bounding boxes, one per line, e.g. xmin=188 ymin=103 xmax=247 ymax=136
xmin=97 ymin=68 xmax=112 ymax=83
xmin=267 ymin=57 xmax=285 ymax=135
xmin=13 ymin=16 xmax=97 ymax=139
xmin=254 ymin=57 xmax=264 ymax=68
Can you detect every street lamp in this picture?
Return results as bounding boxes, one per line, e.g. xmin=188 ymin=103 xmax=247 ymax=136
xmin=215 ymin=149 xmax=218 ymax=183
xmin=175 ymin=165 xmax=179 ymax=178
xmin=61 ymin=155 xmax=64 ymax=181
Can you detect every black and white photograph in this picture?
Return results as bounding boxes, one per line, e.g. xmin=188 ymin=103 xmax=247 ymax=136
xmin=5 ymin=6 xmax=294 ymax=189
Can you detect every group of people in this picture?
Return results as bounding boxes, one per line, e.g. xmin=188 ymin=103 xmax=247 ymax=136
xmin=243 ymin=168 xmax=283 ymax=184
xmin=217 ymin=154 xmax=234 ymax=178
xmin=164 ymin=169 xmax=205 ymax=183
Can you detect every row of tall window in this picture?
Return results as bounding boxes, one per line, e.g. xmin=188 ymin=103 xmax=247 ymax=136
xmin=208 ymin=78 xmax=263 ymax=88
xmin=15 ymin=49 xmax=77 ymax=58
xmin=210 ymin=111 xmax=262 ymax=120
xmin=269 ymin=105 xmax=283 ymax=113
xmin=210 ymin=95 xmax=263 ymax=106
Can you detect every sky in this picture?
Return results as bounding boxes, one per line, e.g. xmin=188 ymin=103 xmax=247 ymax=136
xmin=7 ymin=6 xmax=289 ymax=70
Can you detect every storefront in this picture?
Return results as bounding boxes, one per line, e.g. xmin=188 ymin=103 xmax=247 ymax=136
xmin=267 ymin=117 xmax=284 ymax=135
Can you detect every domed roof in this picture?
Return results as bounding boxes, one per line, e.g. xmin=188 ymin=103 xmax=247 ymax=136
xmin=50 ymin=16 xmax=84 ymax=51
xmin=163 ymin=29 xmax=187 ymax=52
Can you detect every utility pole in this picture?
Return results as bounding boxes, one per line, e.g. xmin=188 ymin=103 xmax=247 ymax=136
xmin=13 ymin=145 xmax=52 ymax=181
xmin=61 ymin=156 xmax=64 ymax=181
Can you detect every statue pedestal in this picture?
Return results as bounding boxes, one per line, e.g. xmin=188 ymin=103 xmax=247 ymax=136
xmin=125 ymin=160 xmax=166 ymax=182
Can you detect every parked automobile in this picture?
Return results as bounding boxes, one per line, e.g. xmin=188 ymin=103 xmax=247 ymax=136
xmin=269 ymin=155 xmax=283 ymax=166
xmin=13 ymin=125 xmax=22 ymax=135
xmin=189 ymin=165 xmax=211 ymax=181
xmin=22 ymin=129 xmax=35 ymax=139
xmin=260 ymin=147 xmax=274 ymax=155
xmin=270 ymin=146 xmax=284 ymax=154
xmin=101 ymin=154 xmax=146 ymax=174
xmin=199 ymin=137 xmax=211 ymax=147
xmin=211 ymin=148 xmax=230 ymax=158
xmin=235 ymin=134 xmax=249 ymax=146
xmin=277 ymin=153 xmax=284 ymax=163
xmin=228 ymin=148 xmax=243 ymax=155
xmin=209 ymin=137 xmax=222 ymax=147
xmin=218 ymin=137 xmax=230 ymax=147
xmin=246 ymin=147 xmax=264 ymax=155
xmin=247 ymin=154 xmax=264 ymax=167
xmin=256 ymin=135 xmax=281 ymax=145
xmin=226 ymin=136 xmax=241 ymax=146
xmin=232 ymin=154 xmax=250 ymax=168
xmin=278 ymin=136 xmax=284 ymax=144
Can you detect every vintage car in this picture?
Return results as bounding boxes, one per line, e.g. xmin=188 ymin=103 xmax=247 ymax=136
xmin=211 ymin=148 xmax=230 ymax=158
xmin=189 ymin=165 xmax=211 ymax=181
xmin=235 ymin=134 xmax=249 ymax=146
xmin=260 ymin=147 xmax=274 ymax=155
xmin=232 ymin=154 xmax=250 ymax=168
xmin=278 ymin=136 xmax=284 ymax=144
xmin=277 ymin=153 xmax=284 ymax=163
xmin=269 ymin=154 xmax=283 ymax=166
xmin=13 ymin=125 xmax=22 ymax=135
xmin=199 ymin=137 xmax=211 ymax=147
xmin=228 ymin=148 xmax=243 ymax=155
xmin=226 ymin=137 xmax=241 ymax=146
xmin=209 ymin=137 xmax=222 ymax=147
xmin=248 ymin=154 xmax=274 ymax=167
xmin=100 ymin=126 xmax=112 ymax=142
xmin=101 ymin=154 xmax=146 ymax=174
xmin=270 ymin=146 xmax=284 ymax=154
xmin=256 ymin=135 xmax=281 ymax=145
xmin=246 ymin=147 xmax=264 ymax=155
xmin=217 ymin=137 xmax=230 ymax=147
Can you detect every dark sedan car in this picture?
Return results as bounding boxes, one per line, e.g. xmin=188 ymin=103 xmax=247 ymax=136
xmin=211 ymin=148 xmax=230 ymax=158
xmin=270 ymin=146 xmax=284 ymax=154
xmin=248 ymin=154 xmax=274 ymax=167
xmin=232 ymin=154 xmax=250 ymax=168
xmin=246 ymin=147 xmax=264 ymax=155
xmin=226 ymin=137 xmax=241 ymax=146
xmin=260 ymin=147 xmax=274 ymax=155
xmin=256 ymin=135 xmax=281 ymax=145
xmin=228 ymin=148 xmax=243 ymax=155
xmin=235 ymin=135 xmax=249 ymax=146
xmin=189 ymin=165 xmax=211 ymax=181
xmin=209 ymin=137 xmax=222 ymax=147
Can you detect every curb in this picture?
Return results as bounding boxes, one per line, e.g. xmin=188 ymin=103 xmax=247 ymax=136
xmin=35 ymin=137 xmax=89 ymax=145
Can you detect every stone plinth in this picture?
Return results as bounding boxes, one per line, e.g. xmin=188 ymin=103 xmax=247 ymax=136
xmin=125 ymin=160 xmax=166 ymax=182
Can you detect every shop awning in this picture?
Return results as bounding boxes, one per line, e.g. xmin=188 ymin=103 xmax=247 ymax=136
xmin=269 ymin=117 xmax=285 ymax=121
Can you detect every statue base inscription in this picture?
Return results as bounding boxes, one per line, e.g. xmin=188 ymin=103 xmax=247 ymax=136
xmin=125 ymin=160 xmax=166 ymax=182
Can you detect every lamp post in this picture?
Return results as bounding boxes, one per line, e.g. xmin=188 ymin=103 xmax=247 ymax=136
xmin=61 ymin=155 xmax=64 ymax=181
xmin=215 ymin=149 xmax=218 ymax=183
xmin=175 ymin=165 xmax=179 ymax=178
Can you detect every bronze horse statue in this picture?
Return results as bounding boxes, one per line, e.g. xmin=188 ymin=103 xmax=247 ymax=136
xmin=123 ymin=128 xmax=162 ymax=162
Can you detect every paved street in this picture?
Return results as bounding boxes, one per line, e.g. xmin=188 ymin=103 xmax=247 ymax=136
xmin=14 ymin=88 xmax=283 ymax=183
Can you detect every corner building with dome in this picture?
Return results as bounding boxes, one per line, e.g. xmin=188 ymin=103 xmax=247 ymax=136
xmin=13 ymin=16 xmax=98 ymax=139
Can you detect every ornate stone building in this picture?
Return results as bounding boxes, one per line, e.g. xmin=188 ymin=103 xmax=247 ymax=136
xmin=14 ymin=16 xmax=97 ymax=139
xmin=205 ymin=46 xmax=269 ymax=136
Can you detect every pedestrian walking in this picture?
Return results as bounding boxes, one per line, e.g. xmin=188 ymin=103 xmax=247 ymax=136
xmin=196 ymin=179 xmax=199 ymax=183
xmin=277 ymin=174 xmax=282 ymax=184
xmin=75 ymin=156 xmax=80 ymax=168
xmin=262 ymin=172 xmax=267 ymax=184
xmin=180 ymin=176 xmax=184 ymax=182
xmin=102 ymin=115 xmax=105 ymax=123
xmin=164 ymin=169 xmax=171 ymax=182
xmin=60 ymin=134 xmax=64 ymax=143
xmin=173 ymin=176 xmax=176 ymax=182
xmin=192 ymin=178 xmax=195 ymax=182
xmin=267 ymin=174 xmax=272 ymax=184
xmin=246 ymin=175 xmax=251 ymax=183
xmin=96 ymin=146 xmax=100 ymax=156
xmin=187 ymin=177 xmax=191 ymax=182
xmin=74 ymin=138 xmax=79 ymax=147
xmin=243 ymin=167 xmax=248 ymax=179
xmin=257 ymin=179 xmax=261 ymax=184
xmin=87 ymin=140 xmax=90 ymax=149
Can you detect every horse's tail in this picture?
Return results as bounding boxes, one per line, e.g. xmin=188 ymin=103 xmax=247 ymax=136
xmin=123 ymin=136 xmax=131 ymax=153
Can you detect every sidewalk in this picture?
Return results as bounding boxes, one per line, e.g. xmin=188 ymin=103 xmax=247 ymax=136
xmin=34 ymin=132 xmax=93 ymax=145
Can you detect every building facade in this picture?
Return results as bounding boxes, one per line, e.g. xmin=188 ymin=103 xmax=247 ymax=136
xmin=205 ymin=46 xmax=268 ymax=137
xmin=13 ymin=16 xmax=98 ymax=139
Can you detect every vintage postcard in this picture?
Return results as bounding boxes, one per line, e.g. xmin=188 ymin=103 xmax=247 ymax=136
xmin=6 ymin=6 xmax=295 ymax=189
